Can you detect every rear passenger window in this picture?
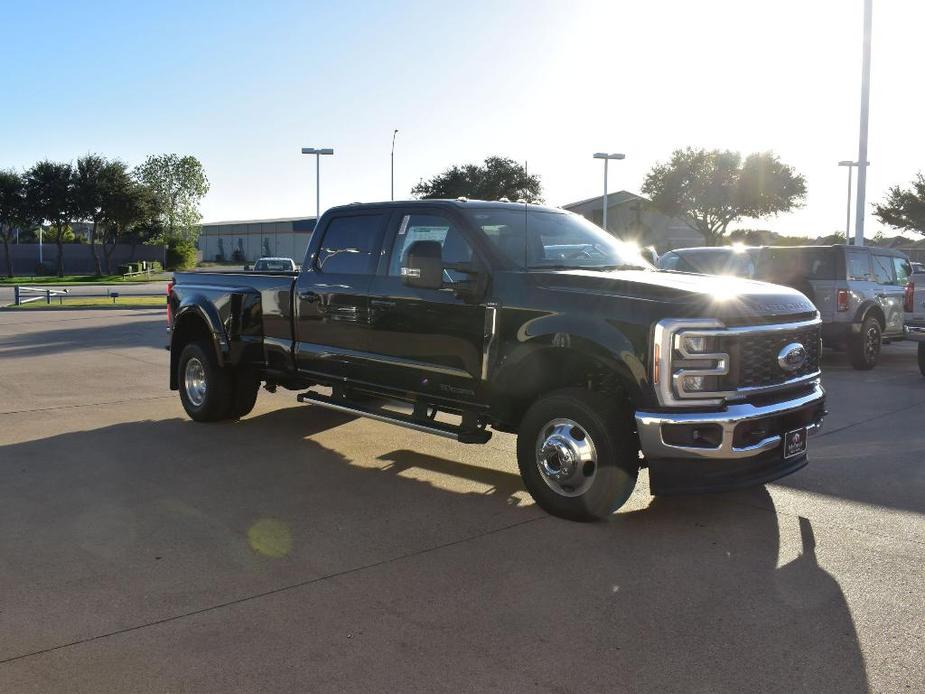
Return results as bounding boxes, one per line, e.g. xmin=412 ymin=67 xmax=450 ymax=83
xmin=388 ymin=213 xmax=474 ymax=282
xmin=846 ymin=251 xmax=872 ymax=281
xmin=316 ymin=215 xmax=385 ymax=275
xmin=872 ymin=255 xmax=896 ymax=285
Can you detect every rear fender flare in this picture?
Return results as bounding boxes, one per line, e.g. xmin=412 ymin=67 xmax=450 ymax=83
xmin=853 ymin=300 xmax=885 ymax=331
xmin=169 ymin=301 xmax=229 ymax=389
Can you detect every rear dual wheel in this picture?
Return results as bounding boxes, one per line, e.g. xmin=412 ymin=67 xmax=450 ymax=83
xmin=517 ymin=388 xmax=639 ymax=522
xmin=178 ymin=341 xmax=259 ymax=422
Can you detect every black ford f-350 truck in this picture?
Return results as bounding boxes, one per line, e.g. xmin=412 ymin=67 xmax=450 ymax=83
xmin=168 ymin=200 xmax=826 ymax=520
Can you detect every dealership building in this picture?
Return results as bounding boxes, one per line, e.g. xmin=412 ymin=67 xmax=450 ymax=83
xmin=197 ymin=216 xmax=317 ymax=263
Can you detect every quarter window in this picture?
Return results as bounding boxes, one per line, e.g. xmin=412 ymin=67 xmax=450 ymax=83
xmin=315 ymin=215 xmax=385 ymax=275
xmin=846 ymin=251 xmax=872 ymax=281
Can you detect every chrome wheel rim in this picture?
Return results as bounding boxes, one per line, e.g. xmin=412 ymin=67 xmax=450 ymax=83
xmin=865 ymin=327 xmax=880 ymax=363
xmin=184 ymin=357 xmax=207 ymax=407
xmin=535 ymin=418 xmax=598 ymax=497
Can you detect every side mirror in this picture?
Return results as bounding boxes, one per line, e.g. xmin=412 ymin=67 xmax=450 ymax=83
xmin=401 ymin=240 xmax=443 ymax=289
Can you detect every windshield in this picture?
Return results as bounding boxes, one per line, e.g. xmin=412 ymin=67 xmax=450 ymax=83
xmin=671 ymin=250 xmax=756 ymax=277
xmin=255 ymin=259 xmax=292 ymax=271
xmin=465 ymin=208 xmax=652 ymax=271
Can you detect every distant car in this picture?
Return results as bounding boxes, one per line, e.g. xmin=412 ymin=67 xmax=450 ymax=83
xmin=754 ymin=245 xmax=912 ymax=370
xmin=911 ymin=261 xmax=925 ymax=274
xmin=657 ymin=246 xmax=760 ymax=278
xmin=249 ymin=257 xmax=298 ymax=272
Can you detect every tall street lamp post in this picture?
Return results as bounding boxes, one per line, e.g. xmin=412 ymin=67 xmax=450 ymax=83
xmin=838 ymin=160 xmax=869 ymax=242
xmin=593 ymin=152 xmax=625 ymax=233
xmin=854 ymin=0 xmax=873 ymax=247
xmin=391 ymin=129 xmax=399 ymax=201
xmin=300 ymin=147 xmax=334 ymax=220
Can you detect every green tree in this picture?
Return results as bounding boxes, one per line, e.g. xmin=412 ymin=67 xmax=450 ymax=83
xmin=24 ymin=160 xmax=75 ymax=276
xmin=99 ymin=163 xmax=158 ymax=274
xmin=411 ymin=156 xmax=542 ymax=202
xmin=74 ymin=154 xmax=109 ymax=276
xmin=642 ymin=148 xmax=806 ymax=246
xmin=134 ymin=154 xmax=209 ymax=241
xmin=0 ymin=169 xmax=40 ymax=277
xmin=874 ymin=173 xmax=925 ymax=235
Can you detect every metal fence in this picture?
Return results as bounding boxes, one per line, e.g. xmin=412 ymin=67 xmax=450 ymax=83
xmin=12 ymin=286 xmax=163 ymax=306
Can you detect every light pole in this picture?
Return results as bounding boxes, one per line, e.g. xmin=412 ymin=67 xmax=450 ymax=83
xmin=838 ymin=161 xmax=858 ymax=241
xmin=854 ymin=0 xmax=873 ymax=247
xmin=300 ymin=147 xmax=334 ymax=220
xmin=593 ymin=152 xmax=625 ymax=233
xmin=838 ymin=160 xmax=870 ymax=242
xmin=391 ymin=129 xmax=399 ymax=201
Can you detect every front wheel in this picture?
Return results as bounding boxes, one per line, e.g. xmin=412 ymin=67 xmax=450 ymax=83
xmin=918 ymin=342 xmax=925 ymax=377
xmin=848 ymin=316 xmax=881 ymax=370
xmin=517 ymin=388 xmax=639 ymax=521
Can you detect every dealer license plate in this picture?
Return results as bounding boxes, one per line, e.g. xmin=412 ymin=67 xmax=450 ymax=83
xmin=784 ymin=427 xmax=807 ymax=459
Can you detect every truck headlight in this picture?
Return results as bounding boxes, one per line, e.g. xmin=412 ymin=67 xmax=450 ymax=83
xmin=654 ymin=319 xmax=733 ymax=407
xmin=678 ymin=335 xmax=711 ymax=355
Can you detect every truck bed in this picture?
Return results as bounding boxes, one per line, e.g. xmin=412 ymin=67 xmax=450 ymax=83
xmin=171 ymin=270 xmax=299 ymax=373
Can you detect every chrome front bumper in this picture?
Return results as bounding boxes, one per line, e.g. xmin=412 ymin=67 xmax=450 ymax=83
xmin=635 ymin=382 xmax=826 ymax=461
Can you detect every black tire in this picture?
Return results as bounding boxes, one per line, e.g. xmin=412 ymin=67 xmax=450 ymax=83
xmin=177 ymin=341 xmax=233 ymax=422
xmin=517 ymin=388 xmax=639 ymax=522
xmin=848 ymin=316 xmax=881 ymax=370
xmin=228 ymin=367 xmax=260 ymax=420
xmin=918 ymin=342 xmax=925 ymax=377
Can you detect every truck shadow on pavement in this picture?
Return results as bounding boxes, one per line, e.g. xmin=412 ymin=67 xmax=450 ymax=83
xmin=0 ymin=406 xmax=869 ymax=692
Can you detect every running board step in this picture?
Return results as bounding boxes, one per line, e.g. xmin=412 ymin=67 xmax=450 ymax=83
xmin=296 ymin=391 xmax=492 ymax=444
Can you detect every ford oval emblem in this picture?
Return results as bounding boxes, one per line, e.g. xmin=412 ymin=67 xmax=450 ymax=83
xmin=778 ymin=343 xmax=807 ymax=372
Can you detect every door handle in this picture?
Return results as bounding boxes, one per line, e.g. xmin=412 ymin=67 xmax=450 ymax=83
xmin=298 ymin=291 xmax=319 ymax=302
xmin=370 ymin=299 xmax=396 ymax=308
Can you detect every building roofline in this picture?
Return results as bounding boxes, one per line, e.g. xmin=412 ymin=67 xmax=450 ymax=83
xmin=561 ymin=190 xmax=645 ymax=209
xmin=200 ymin=215 xmax=318 ymax=226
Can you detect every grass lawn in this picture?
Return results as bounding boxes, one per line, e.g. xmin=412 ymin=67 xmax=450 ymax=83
xmin=5 ymin=296 xmax=166 ymax=310
xmin=0 ymin=273 xmax=171 ymax=285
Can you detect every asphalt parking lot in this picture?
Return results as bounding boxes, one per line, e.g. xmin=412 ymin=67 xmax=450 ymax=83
xmin=0 ymin=309 xmax=923 ymax=693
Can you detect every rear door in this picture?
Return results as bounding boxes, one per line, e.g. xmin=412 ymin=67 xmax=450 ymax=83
xmin=871 ymin=252 xmax=904 ymax=336
xmin=293 ymin=211 xmax=388 ymax=379
xmin=365 ymin=209 xmax=488 ymax=405
xmin=844 ymin=248 xmax=877 ymax=324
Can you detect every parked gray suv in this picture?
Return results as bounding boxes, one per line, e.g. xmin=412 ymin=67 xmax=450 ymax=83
xmin=754 ymin=246 xmax=912 ymax=370
xmin=660 ymin=245 xmax=914 ymax=370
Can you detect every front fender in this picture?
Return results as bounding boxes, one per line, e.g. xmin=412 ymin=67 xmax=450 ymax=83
xmin=494 ymin=313 xmax=649 ymax=407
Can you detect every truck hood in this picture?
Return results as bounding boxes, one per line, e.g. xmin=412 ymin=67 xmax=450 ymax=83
xmin=534 ymin=269 xmax=817 ymax=323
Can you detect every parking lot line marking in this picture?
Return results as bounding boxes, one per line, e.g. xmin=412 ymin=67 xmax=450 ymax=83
xmin=0 ymin=514 xmax=546 ymax=667
xmin=0 ymin=395 xmax=174 ymax=417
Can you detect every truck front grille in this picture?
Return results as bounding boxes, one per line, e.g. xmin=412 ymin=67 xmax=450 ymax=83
xmin=735 ymin=324 xmax=822 ymax=389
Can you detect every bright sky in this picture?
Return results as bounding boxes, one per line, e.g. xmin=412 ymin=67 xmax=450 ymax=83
xmin=2 ymin=0 xmax=921 ymax=238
